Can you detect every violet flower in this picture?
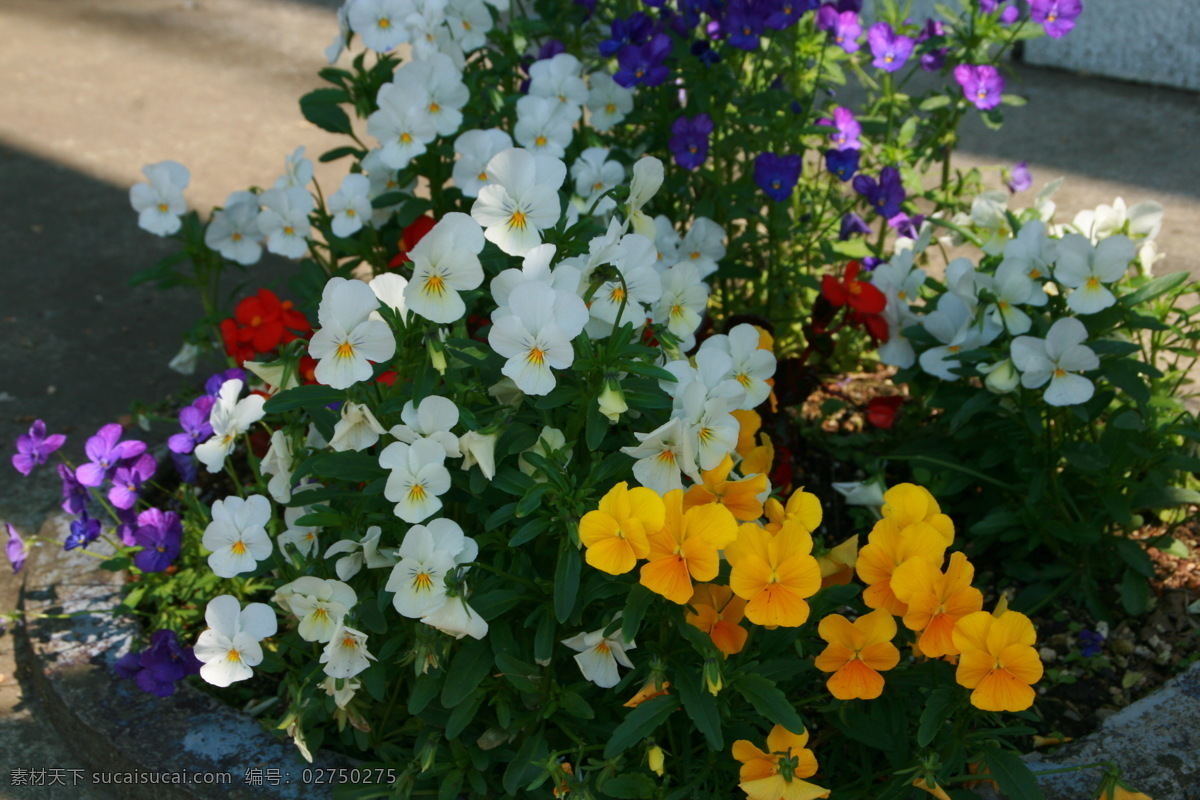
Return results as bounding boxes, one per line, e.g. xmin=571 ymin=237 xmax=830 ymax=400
xmin=1000 ymin=5 xmax=1019 ymax=24
xmin=168 ymin=396 xmax=216 ymax=456
xmin=117 ymin=629 xmax=202 ymax=698
xmin=59 ymin=464 xmax=89 ymax=516
xmin=1005 ymin=162 xmax=1033 ymax=194
xmin=954 ymin=64 xmax=1005 ymax=111
xmin=131 ymin=508 xmax=183 ymax=573
xmin=867 ymin=22 xmax=914 ymax=72
xmin=614 ymin=34 xmax=672 ymax=88
xmin=1030 ymin=0 xmax=1082 ymax=38
xmin=5 ymin=522 xmax=27 ymax=574
xmin=76 ymin=424 xmax=147 ymax=488
xmin=116 ymin=507 xmax=139 ymax=547
xmin=853 ymin=166 xmax=905 ymax=218
xmin=825 ymin=148 xmax=860 ymax=181
xmin=64 ymin=512 xmax=101 ymax=551
xmin=204 ymin=368 xmax=246 ymax=397
xmin=108 ymin=453 xmax=157 ymax=511
xmin=600 ymin=13 xmax=655 ymax=57
xmin=725 ymin=0 xmax=764 ymax=51
xmin=12 ymin=420 xmax=67 ymax=477
xmin=819 ymin=106 xmax=861 ymax=151
xmin=171 ymin=450 xmax=198 ymax=485
xmin=764 ymin=0 xmax=817 ymax=30
xmin=816 ymin=7 xmax=861 ymax=53
xmin=888 ymin=212 xmax=924 ymax=239
xmin=1078 ymin=628 xmax=1105 ymax=658
xmin=839 ymin=213 xmax=871 ymax=240
xmin=754 ymin=152 xmax=802 ymax=201
xmin=670 ymin=114 xmax=714 ymax=170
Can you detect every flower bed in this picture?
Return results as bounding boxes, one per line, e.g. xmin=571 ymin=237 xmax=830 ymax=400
xmin=5 ymin=0 xmax=1198 ymax=798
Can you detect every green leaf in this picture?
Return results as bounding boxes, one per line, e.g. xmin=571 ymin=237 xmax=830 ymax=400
xmin=299 ymin=88 xmax=352 ymax=134
xmin=509 ymin=516 xmax=551 ymax=547
xmin=516 ymin=482 xmax=551 ymax=518
xmin=408 ymin=672 xmax=443 ymax=715
xmin=676 ymin=669 xmax=723 ymax=751
xmin=1121 ymin=270 xmax=1189 ymax=307
xmin=602 ymin=694 xmax=680 ymax=759
xmin=494 ymin=652 xmax=541 ymax=694
xmin=554 ymin=543 xmax=581 ymax=623
xmin=371 ymin=190 xmax=409 ymax=209
xmin=263 ymin=384 xmax=345 ymax=412
xmin=308 ymin=451 xmax=384 ymax=482
xmin=1114 ymin=537 xmax=1154 ymax=577
xmin=100 ymin=556 xmax=132 ymax=572
xmin=585 ymin=402 xmax=608 ymax=451
xmin=318 ymin=146 xmax=364 ymax=163
xmin=1102 ymin=360 xmax=1150 ymax=406
xmin=736 ymin=674 xmax=806 ymax=735
xmin=985 ymin=749 xmax=1045 ymax=800
xmin=601 ymin=774 xmax=656 ymax=799
xmin=831 ymin=238 xmax=873 ymax=259
xmin=502 ymin=734 xmax=546 ymax=796
xmin=1131 ymin=485 xmax=1200 ymax=509
xmin=918 ymin=94 xmax=953 ymax=111
xmin=441 ymin=638 xmax=493 ymax=708
xmin=622 ymin=583 xmax=654 ymax=642
xmin=917 ymin=687 xmax=958 ymax=747
xmin=492 ymin=467 xmax=536 ymax=497
xmin=1119 ymin=568 xmax=1150 ymax=615
xmin=1000 ymin=94 xmax=1027 ymax=107
xmin=558 ymin=690 xmax=594 ymax=720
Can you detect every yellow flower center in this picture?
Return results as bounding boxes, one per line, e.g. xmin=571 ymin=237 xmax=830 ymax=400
xmin=401 ymin=132 xmax=413 ymax=143
xmin=378 ymin=17 xmax=391 ymax=28
xmin=424 ymin=274 xmax=446 ymax=295
xmin=429 ymin=102 xmax=441 ymax=113
xmin=477 ymin=171 xmax=488 ymax=181
xmin=409 ymin=483 xmax=427 ymax=502
xmin=509 ymin=211 xmax=528 ymax=230
xmin=336 ymin=340 xmax=356 ymax=360
xmin=605 ymin=103 xmax=616 ymax=113
xmin=609 ymin=286 xmax=627 ymax=302
xmin=231 ymin=540 xmax=247 ymax=555
xmin=412 ymin=570 xmax=434 ymax=591
xmin=157 ymin=203 xmax=169 ymax=213
xmin=1086 ymin=276 xmax=1101 ymax=289
xmin=283 ymin=226 xmax=295 ymax=236
xmin=342 ymin=636 xmax=357 ymax=650
xmin=526 ymin=346 xmax=547 ymax=365
xmin=226 ymin=648 xmax=242 ymax=663
xmin=657 ymin=449 xmax=676 ymax=464
xmin=535 ymin=135 xmax=548 ymax=147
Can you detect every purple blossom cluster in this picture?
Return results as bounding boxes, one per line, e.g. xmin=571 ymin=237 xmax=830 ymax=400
xmin=819 ymin=106 xmax=862 ymax=181
xmin=115 ymin=629 xmax=202 ymax=697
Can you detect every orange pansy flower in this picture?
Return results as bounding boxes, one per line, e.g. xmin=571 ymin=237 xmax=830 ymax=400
xmin=578 ymin=482 xmax=665 ymax=575
xmin=855 ymin=518 xmax=948 ymax=616
xmin=624 ymin=678 xmax=671 ymax=708
xmin=732 ymin=725 xmax=829 ymax=800
xmin=913 ymin=777 xmax=953 ymax=799
xmin=891 ymin=551 xmax=984 ymax=657
xmin=726 ymin=520 xmax=822 ymax=628
xmin=683 ymin=454 xmax=769 ymax=522
xmin=685 ymin=584 xmax=749 ymax=657
xmin=763 ymin=488 xmax=823 ymax=534
xmin=732 ymin=409 xmax=762 ymax=457
xmin=815 ymin=534 xmax=859 ymax=588
xmin=952 ymin=610 xmax=1043 ymax=712
xmin=640 ymin=490 xmax=738 ymax=604
xmin=880 ymin=483 xmax=954 ymax=545
xmin=814 ymin=609 xmax=900 ymax=700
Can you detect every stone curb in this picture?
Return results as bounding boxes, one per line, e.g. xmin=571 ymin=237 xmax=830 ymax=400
xmin=13 ymin=513 xmax=352 ymax=800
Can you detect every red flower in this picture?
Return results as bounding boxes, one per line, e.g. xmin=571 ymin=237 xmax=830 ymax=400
xmin=821 ymin=261 xmax=886 ymax=314
xmin=219 ymin=289 xmax=312 ymax=365
xmin=376 ymin=370 xmax=399 ymax=387
xmin=388 ymin=215 xmax=437 ymax=268
xmin=865 ymin=396 xmax=903 ymax=429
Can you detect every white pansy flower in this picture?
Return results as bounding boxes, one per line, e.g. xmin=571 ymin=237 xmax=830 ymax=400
xmin=130 ymin=160 xmax=190 ymax=237
xmin=348 ymin=0 xmax=414 ymax=52
xmin=676 ymin=381 xmax=740 ymax=471
xmin=877 ymin=286 xmax=919 ymax=369
xmin=918 ymin=293 xmax=999 ymax=381
xmin=274 ymin=146 xmax=313 ymax=190
xmin=677 ymin=218 xmax=726 ymax=279
xmin=391 ymin=395 xmax=461 ymax=458
xmin=488 ymin=282 xmax=589 ymax=395
xmin=652 ymin=215 xmax=682 ymax=268
xmin=969 ymin=190 xmax=1012 ymax=255
xmin=626 ymin=157 xmax=664 ymax=238
xmin=445 ymin=0 xmax=492 ymax=51
xmin=387 ymin=518 xmax=477 ymax=617
xmin=405 ymin=0 xmax=449 ymax=60
xmin=571 ymin=147 xmax=623 ymax=215
xmin=514 ymin=95 xmax=574 ymax=159
xmin=528 ymin=53 xmax=587 ymax=122
xmin=275 ymin=576 xmax=357 ymax=643
xmin=280 ymin=503 xmax=321 ymax=559
xmin=380 ymin=438 xmax=452 ymax=522
xmin=831 ymin=479 xmax=886 ymax=516
xmin=518 ymin=426 xmax=569 ymax=479
xmin=621 ymin=417 xmax=699 ymax=495
xmin=201 ymin=494 xmax=273 ymax=578
xmin=257 ymin=186 xmax=313 ymax=259
xmin=584 ymin=232 xmax=662 ymax=339
xmin=367 ymin=83 xmax=438 ymax=170
xmin=393 ymin=54 xmax=470 ymax=137
xmin=472 ymin=148 xmax=566 ymax=256
xmin=704 ymin=324 xmax=776 ymax=409
xmin=452 ymin=129 xmax=513 ymax=198
xmin=194 ymin=595 xmax=277 ymax=688
xmin=205 ymin=190 xmax=263 ymax=265
xmin=308 ymin=277 xmax=397 ymax=389
xmin=986 ymin=260 xmax=1037 ymax=335
xmin=1054 ymin=233 xmax=1136 ymax=315
xmin=259 ymin=430 xmax=295 ymax=503
xmin=325 ymin=0 xmax=352 ymax=63
xmin=459 ymin=430 xmax=498 ymax=481
xmin=653 ymin=262 xmax=708 ymax=342
xmin=998 ymin=220 xmax=1055 ymax=306
xmin=562 ymin=626 xmax=635 ymax=688
xmin=490 ymin=243 xmax=557 ymax=310
xmin=329 ymin=174 xmax=373 ymax=238
xmin=1073 ymin=197 xmax=1164 ymax=244
xmin=1011 ymin=317 xmax=1099 ymax=407
xmin=422 ymin=594 xmax=487 ymax=640
xmin=870 ymin=248 xmax=925 ymax=305
xmin=362 ymin=148 xmax=413 ymax=224
xmin=322 ymin=676 xmax=360 ymax=709
xmin=369 ymin=272 xmax=410 ymax=321
xmin=402 ymin=212 xmax=485 ymax=323
xmin=168 ymin=342 xmax=200 ymax=375
xmin=586 ymin=71 xmax=634 ymax=132
xmin=325 ymin=525 xmax=397 ymax=581
xmin=330 ymin=401 xmax=387 ymax=452
xmin=195 ymin=379 xmax=266 ymax=473
xmin=321 ymin=624 xmax=375 ymax=679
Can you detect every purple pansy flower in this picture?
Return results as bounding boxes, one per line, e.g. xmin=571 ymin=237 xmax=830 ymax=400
xmin=64 ymin=512 xmax=101 ymax=551
xmin=670 ymin=114 xmax=714 ymax=170
xmin=764 ymin=0 xmax=817 ymax=30
xmin=76 ymin=424 xmax=147 ymax=488
xmin=204 ymin=368 xmax=246 ymax=398
xmin=58 ymin=464 xmax=90 ymax=516
xmin=839 ymin=213 xmax=871 ymax=240
xmin=1078 ymin=628 xmax=1105 ymax=658
xmin=824 ymin=148 xmax=861 ymax=181
xmin=867 ymin=22 xmax=914 ymax=72
xmin=538 ymin=39 xmax=567 ymax=60
xmin=116 ymin=506 xmax=139 ymax=547
xmin=117 ymin=629 xmax=203 ymax=698
xmin=1005 ymin=161 xmax=1033 ymax=193
xmin=917 ymin=18 xmax=946 ymax=70
xmin=11 ymin=420 xmax=67 ymax=477
xmin=171 ymin=450 xmax=198 ymax=485
xmin=754 ymin=152 xmax=803 ymax=202
xmin=725 ymin=0 xmax=764 ymax=51
xmin=853 ymin=166 xmax=905 ymax=218
xmin=108 ymin=453 xmax=157 ymax=511
xmin=601 ymin=13 xmax=656 ymax=57
xmin=954 ymin=64 xmax=1005 ymax=111
xmin=888 ymin=212 xmax=924 ymax=239
xmin=816 ymin=7 xmax=862 ymax=53
xmin=691 ymin=39 xmax=721 ymax=65
xmin=819 ymin=106 xmax=861 ymax=151
xmin=168 ymin=396 xmax=216 ymax=456
xmin=114 ymin=650 xmax=142 ymax=681
xmin=614 ymin=34 xmax=672 ymax=88
xmin=999 ymin=5 xmax=1019 ymax=24
xmin=5 ymin=522 xmax=27 ymax=574
xmin=1030 ymin=0 xmax=1082 ymax=38
xmin=131 ymin=508 xmax=183 ymax=573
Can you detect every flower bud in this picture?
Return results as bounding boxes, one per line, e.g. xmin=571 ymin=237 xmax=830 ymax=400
xmin=981 ymin=359 xmax=1019 ymax=394
xmin=459 ymin=430 xmax=499 ymax=481
xmin=427 ymin=337 xmax=448 ymax=375
xmin=702 ymin=658 xmax=724 ymax=696
xmin=598 ymin=377 xmax=628 ymax=423
xmin=647 ymin=745 xmax=665 ymax=777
